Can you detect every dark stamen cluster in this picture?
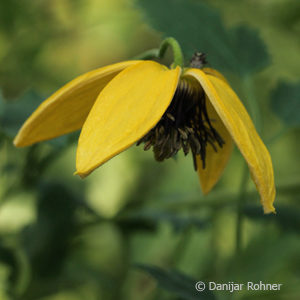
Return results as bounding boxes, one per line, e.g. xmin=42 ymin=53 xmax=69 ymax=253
xmin=137 ymin=79 xmax=225 ymax=170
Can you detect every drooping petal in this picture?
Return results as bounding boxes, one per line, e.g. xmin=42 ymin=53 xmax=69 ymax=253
xmin=185 ymin=68 xmax=275 ymax=213
xmin=184 ymin=70 xmax=233 ymax=194
xmin=195 ymin=97 xmax=233 ymax=194
xmin=14 ymin=61 xmax=140 ymax=147
xmin=203 ymin=67 xmax=228 ymax=83
xmin=76 ymin=61 xmax=181 ymax=177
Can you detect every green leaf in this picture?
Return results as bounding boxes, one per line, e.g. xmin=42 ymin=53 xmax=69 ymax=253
xmin=229 ymin=26 xmax=270 ymax=75
xmin=0 ymin=243 xmax=30 ymax=296
xmin=138 ymin=0 xmax=234 ymax=72
xmin=225 ymin=234 xmax=300 ymax=292
xmin=135 ymin=264 xmax=216 ymax=300
xmin=21 ymin=182 xmax=80 ymax=278
xmin=0 ymin=89 xmax=43 ymax=136
xmin=270 ymin=81 xmax=300 ymax=127
xmin=243 ymin=204 xmax=300 ymax=232
xmin=137 ymin=0 xmax=270 ymax=75
xmin=0 ymin=89 xmax=76 ymax=147
xmin=118 ymin=211 xmax=208 ymax=233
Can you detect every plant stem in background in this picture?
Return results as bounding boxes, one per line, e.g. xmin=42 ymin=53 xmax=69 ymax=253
xmin=235 ymin=162 xmax=249 ymax=254
xmin=242 ymin=75 xmax=262 ymax=133
xmin=235 ymin=75 xmax=261 ymax=254
xmin=267 ymin=127 xmax=288 ymax=145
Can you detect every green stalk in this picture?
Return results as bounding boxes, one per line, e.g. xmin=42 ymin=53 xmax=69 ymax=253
xmin=133 ymin=37 xmax=184 ymax=68
xmin=235 ymin=162 xmax=249 ymax=254
xmin=235 ymin=75 xmax=261 ymax=254
xmin=133 ymin=48 xmax=159 ymax=60
xmin=158 ymin=37 xmax=184 ymax=68
xmin=243 ymin=75 xmax=262 ymax=132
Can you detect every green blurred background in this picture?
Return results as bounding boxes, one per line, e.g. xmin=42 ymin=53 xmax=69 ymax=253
xmin=0 ymin=0 xmax=299 ymax=299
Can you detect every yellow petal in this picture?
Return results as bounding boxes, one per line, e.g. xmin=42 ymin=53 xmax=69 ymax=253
xmin=195 ymin=97 xmax=233 ymax=194
xmin=185 ymin=68 xmax=275 ymax=213
xmin=14 ymin=61 xmax=140 ymax=147
xmin=76 ymin=61 xmax=181 ymax=177
xmin=203 ymin=67 xmax=228 ymax=83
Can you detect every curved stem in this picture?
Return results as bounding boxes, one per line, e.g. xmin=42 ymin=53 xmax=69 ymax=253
xmin=133 ymin=37 xmax=184 ymax=68
xmin=158 ymin=37 xmax=184 ymax=68
xmin=132 ymin=48 xmax=159 ymax=60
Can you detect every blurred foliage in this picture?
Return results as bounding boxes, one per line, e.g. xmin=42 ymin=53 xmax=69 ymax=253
xmin=135 ymin=264 xmax=216 ymax=300
xmin=270 ymin=81 xmax=300 ymax=127
xmin=138 ymin=0 xmax=270 ymax=76
xmin=0 ymin=0 xmax=300 ymax=300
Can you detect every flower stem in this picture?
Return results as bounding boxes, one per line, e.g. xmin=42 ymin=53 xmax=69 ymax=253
xmin=235 ymin=162 xmax=249 ymax=254
xmin=235 ymin=75 xmax=259 ymax=254
xmin=132 ymin=48 xmax=159 ymax=60
xmin=158 ymin=37 xmax=184 ymax=68
xmin=267 ymin=127 xmax=287 ymax=145
xmin=133 ymin=37 xmax=184 ymax=68
xmin=242 ymin=75 xmax=261 ymax=132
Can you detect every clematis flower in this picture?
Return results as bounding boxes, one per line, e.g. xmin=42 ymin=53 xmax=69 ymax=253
xmin=14 ymin=38 xmax=275 ymax=213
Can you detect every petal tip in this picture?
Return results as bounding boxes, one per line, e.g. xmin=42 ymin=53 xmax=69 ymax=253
xmin=263 ymin=205 xmax=276 ymax=215
xmin=74 ymin=170 xmax=88 ymax=179
xmin=13 ymin=138 xmax=20 ymax=147
xmin=13 ymin=128 xmax=35 ymax=147
xmin=201 ymin=185 xmax=213 ymax=195
xmin=13 ymin=134 xmax=24 ymax=148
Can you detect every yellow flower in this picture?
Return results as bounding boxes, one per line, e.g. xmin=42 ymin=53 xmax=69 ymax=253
xmin=14 ymin=47 xmax=275 ymax=214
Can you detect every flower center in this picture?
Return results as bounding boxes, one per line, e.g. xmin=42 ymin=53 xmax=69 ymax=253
xmin=137 ymin=78 xmax=224 ymax=170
